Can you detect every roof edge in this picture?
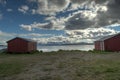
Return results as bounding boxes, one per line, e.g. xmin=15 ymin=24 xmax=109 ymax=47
xmin=7 ymin=37 xmax=36 ymax=43
xmin=96 ymin=33 xmax=120 ymax=42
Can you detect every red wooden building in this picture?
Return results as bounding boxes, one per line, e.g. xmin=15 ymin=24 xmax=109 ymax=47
xmin=7 ymin=37 xmax=37 ymax=53
xmin=95 ymin=33 xmax=120 ymax=52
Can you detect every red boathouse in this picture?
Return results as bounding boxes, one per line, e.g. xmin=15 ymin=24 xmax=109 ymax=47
xmin=7 ymin=37 xmax=37 ymax=53
xmin=95 ymin=33 xmax=120 ymax=52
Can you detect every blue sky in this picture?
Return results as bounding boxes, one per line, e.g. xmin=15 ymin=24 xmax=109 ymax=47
xmin=0 ymin=0 xmax=120 ymax=44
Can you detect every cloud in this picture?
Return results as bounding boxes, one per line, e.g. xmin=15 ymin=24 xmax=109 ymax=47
xmin=20 ymin=15 xmax=68 ymax=31
xmin=65 ymin=27 xmax=118 ymax=40
xmin=32 ymin=35 xmax=70 ymax=44
xmin=29 ymin=0 xmax=70 ymax=15
xmin=29 ymin=28 xmax=119 ymax=44
xmin=25 ymin=0 xmax=120 ymax=30
xmin=20 ymin=24 xmax=33 ymax=31
xmin=65 ymin=11 xmax=95 ymax=30
xmin=19 ymin=0 xmax=120 ymax=44
xmin=63 ymin=0 xmax=120 ymax=30
xmin=32 ymin=34 xmax=94 ymax=44
xmin=105 ymin=24 xmax=120 ymax=28
xmin=0 ymin=0 xmax=6 ymax=5
xmin=0 ymin=30 xmax=15 ymax=44
xmin=64 ymin=1 xmax=107 ymax=30
xmin=0 ymin=26 xmax=119 ymax=45
xmin=0 ymin=30 xmax=17 ymax=38
xmin=0 ymin=30 xmax=56 ymax=44
xmin=24 ymin=0 xmax=120 ymax=31
xmin=18 ymin=5 xmax=29 ymax=14
xmin=7 ymin=8 xmax=13 ymax=12
xmin=20 ymin=22 xmax=53 ymax=31
xmin=19 ymin=33 xmax=55 ymax=38
xmin=45 ymin=16 xmax=56 ymax=21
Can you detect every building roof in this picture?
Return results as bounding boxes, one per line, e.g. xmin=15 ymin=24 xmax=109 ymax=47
xmin=7 ymin=37 xmax=36 ymax=43
xmin=96 ymin=33 xmax=120 ymax=41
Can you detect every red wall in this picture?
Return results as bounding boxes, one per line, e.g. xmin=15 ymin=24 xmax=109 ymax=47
xmin=7 ymin=38 xmax=37 ymax=53
xmin=104 ymin=34 xmax=120 ymax=52
xmin=95 ymin=41 xmax=101 ymax=50
xmin=28 ymin=42 xmax=37 ymax=52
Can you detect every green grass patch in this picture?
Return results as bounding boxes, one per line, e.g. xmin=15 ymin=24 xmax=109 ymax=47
xmin=0 ymin=61 xmax=25 ymax=77
xmin=89 ymin=50 xmax=113 ymax=54
xmin=0 ymin=50 xmax=120 ymax=80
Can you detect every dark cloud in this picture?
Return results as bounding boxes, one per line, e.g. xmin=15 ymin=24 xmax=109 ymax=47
xmin=107 ymin=0 xmax=120 ymax=18
xmin=41 ymin=22 xmax=53 ymax=29
xmin=65 ymin=13 xmax=95 ymax=30
xmin=33 ymin=0 xmax=70 ymax=15
xmin=96 ymin=0 xmax=120 ymax=26
xmin=23 ymin=0 xmax=120 ymax=31
xmin=65 ymin=0 xmax=120 ymax=30
xmin=70 ymin=0 xmax=88 ymax=4
xmin=94 ymin=0 xmax=107 ymax=4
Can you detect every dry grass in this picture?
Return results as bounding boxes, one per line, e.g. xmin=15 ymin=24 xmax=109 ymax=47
xmin=0 ymin=51 xmax=120 ymax=80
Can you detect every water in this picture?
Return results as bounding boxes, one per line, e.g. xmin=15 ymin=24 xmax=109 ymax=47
xmin=0 ymin=45 xmax=94 ymax=52
xmin=37 ymin=45 xmax=94 ymax=52
xmin=0 ymin=46 xmax=7 ymax=50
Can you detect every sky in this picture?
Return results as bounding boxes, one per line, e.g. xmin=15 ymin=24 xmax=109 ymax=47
xmin=0 ymin=0 xmax=120 ymax=45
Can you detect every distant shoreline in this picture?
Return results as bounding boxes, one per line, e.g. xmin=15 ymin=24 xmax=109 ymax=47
xmin=0 ymin=45 xmax=7 ymax=47
xmin=38 ymin=43 xmax=94 ymax=46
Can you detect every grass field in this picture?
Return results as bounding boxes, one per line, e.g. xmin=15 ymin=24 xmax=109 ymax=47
xmin=0 ymin=51 xmax=120 ymax=80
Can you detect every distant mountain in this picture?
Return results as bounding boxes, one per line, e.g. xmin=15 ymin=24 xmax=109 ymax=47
xmin=38 ymin=42 xmax=94 ymax=46
xmin=62 ymin=42 xmax=94 ymax=45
